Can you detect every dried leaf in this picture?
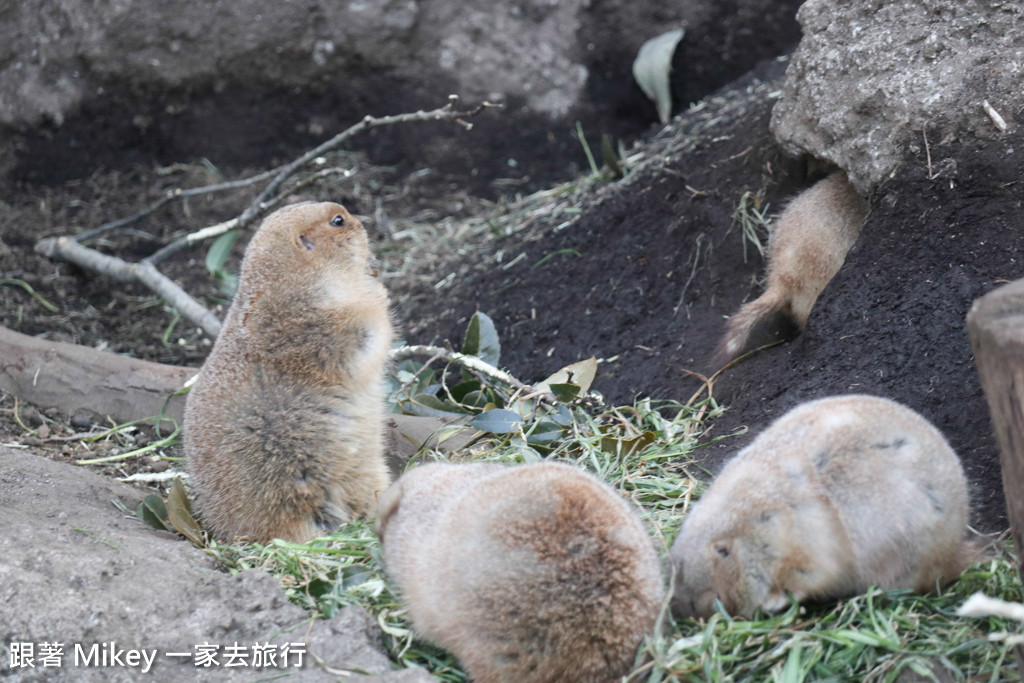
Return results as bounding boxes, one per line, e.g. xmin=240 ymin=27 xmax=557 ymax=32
xmin=535 ymin=357 xmax=598 ymax=397
xmin=166 ymin=478 xmax=205 ymax=547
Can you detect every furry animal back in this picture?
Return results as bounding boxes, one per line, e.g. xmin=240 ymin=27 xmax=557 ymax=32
xmin=378 ymin=461 xmax=665 ymax=683
xmin=670 ymin=394 xmax=977 ymax=620
xmin=184 ymin=201 xmax=393 ymax=543
xmin=716 ymin=172 xmax=867 ymax=365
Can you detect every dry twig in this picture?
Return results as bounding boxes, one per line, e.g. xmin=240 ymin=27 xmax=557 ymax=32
xmin=390 ymin=345 xmax=530 ymax=394
xmin=35 ymin=95 xmax=498 ymax=338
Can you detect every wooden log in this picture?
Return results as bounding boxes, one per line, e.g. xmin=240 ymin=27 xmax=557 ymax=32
xmin=966 ymin=278 xmax=1024 ymax=671
xmin=0 ymin=326 xmax=197 ymax=428
xmin=0 ymin=325 xmax=476 ymax=463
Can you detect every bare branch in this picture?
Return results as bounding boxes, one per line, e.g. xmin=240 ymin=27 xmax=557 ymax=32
xmin=76 ymin=196 xmax=176 ymax=243
xmin=145 ymin=166 xmax=357 ymax=265
xmin=390 ymin=344 xmax=530 ymax=393
xmin=146 ymin=95 xmax=498 ymax=266
xmin=34 ymin=96 xmax=499 ymax=338
xmin=35 ymin=237 xmax=223 ymax=337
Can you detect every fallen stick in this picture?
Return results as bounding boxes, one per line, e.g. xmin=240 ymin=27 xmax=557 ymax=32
xmin=0 ymin=326 xmax=196 ymax=428
xmin=0 ymin=326 xmax=479 ymax=466
xmin=33 ymin=237 xmax=224 ymax=338
xmin=34 ymin=96 xmax=498 ymax=338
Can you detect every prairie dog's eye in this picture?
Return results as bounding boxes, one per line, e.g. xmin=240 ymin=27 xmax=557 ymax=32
xmin=330 ymin=214 xmax=346 ymax=227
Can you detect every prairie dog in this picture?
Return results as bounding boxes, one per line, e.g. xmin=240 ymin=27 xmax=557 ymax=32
xmin=670 ymin=395 xmax=978 ymax=620
xmin=378 ymin=461 xmax=664 ymax=683
xmin=184 ymin=201 xmax=393 ymax=543
xmin=716 ymin=172 xmax=867 ymax=365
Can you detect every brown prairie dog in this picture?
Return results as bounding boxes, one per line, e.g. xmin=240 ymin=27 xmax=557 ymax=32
xmin=670 ymin=394 xmax=978 ymax=620
xmin=184 ymin=201 xmax=393 ymax=544
xmin=377 ymin=461 xmax=664 ymax=683
xmin=716 ymin=172 xmax=867 ymax=365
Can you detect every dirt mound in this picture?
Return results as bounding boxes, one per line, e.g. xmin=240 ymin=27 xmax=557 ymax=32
xmin=398 ymin=60 xmax=1021 ymax=532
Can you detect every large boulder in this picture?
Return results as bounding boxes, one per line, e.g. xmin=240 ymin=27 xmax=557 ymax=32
xmin=0 ymin=448 xmax=429 ymax=682
xmin=771 ymin=0 xmax=1024 ymax=194
xmin=0 ymin=0 xmax=803 ymax=191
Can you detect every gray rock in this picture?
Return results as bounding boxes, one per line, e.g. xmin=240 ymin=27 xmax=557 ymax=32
xmin=0 ymin=0 xmax=591 ymax=133
xmin=771 ymin=0 xmax=1024 ymax=194
xmin=0 ymin=447 xmax=430 ymax=682
xmin=0 ymin=0 xmax=801 ymax=188
xmin=0 ymin=1 xmax=419 ymax=129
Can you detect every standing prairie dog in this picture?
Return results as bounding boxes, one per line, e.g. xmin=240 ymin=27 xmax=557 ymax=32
xmin=716 ymin=172 xmax=867 ymax=365
xmin=670 ymin=395 xmax=979 ymax=620
xmin=184 ymin=201 xmax=393 ymax=544
xmin=377 ymin=461 xmax=664 ymax=683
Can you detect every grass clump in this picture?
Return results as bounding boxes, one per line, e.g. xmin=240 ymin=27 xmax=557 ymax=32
xmin=641 ymin=556 xmax=1021 ymax=682
xmin=194 ymin=316 xmax=1022 ymax=681
xmin=201 ymin=388 xmax=1023 ymax=681
xmin=733 ymin=188 xmax=772 ymax=264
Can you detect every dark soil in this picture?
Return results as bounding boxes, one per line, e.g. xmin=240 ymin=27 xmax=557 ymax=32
xmin=396 ymin=60 xmax=1023 ymax=533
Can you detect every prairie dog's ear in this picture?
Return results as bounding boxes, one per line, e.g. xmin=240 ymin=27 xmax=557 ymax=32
xmin=375 ymin=481 xmax=404 ymax=540
xmin=712 ymin=539 xmax=733 ymax=559
xmin=298 ymin=233 xmax=315 ymax=252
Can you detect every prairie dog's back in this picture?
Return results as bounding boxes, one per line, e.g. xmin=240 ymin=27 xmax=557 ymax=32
xmin=767 ymin=172 xmax=867 ymax=298
xmin=379 ymin=461 xmax=664 ymax=683
xmin=671 ymin=395 xmax=974 ymax=619
xmin=769 ymin=396 xmax=968 ymax=583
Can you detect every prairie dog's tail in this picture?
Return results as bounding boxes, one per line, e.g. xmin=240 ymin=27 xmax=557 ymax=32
xmin=713 ymin=289 xmax=789 ymax=368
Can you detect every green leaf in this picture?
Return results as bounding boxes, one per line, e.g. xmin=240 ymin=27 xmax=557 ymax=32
xmin=462 ymin=311 xmax=501 ymax=365
xmin=632 ymin=28 xmax=685 ymax=124
xmin=216 ymin=272 xmax=239 ymax=298
xmin=0 ymin=278 xmax=60 ymax=313
xmin=136 ymin=494 xmax=169 ymax=531
xmin=531 ymin=249 xmax=581 ymax=270
xmin=575 ymin=120 xmax=600 ymax=176
xmin=459 ymin=389 xmax=489 ymax=409
xmin=547 ymin=383 xmax=581 ymax=403
xmin=469 ymin=409 xmax=523 ymax=434
xmin=779 ymin=641 xmax=805 ymax=683
xmin=399 ymin=393 xmax=470 ymax=418
xmin=449 ymin=379 xmax=482 ymax=404
xmin=525 ymin=419 xmax=567 ymax=447
xmin=549 ymin=405 xmax=574 ymax=427
xmin=601 ymin=134 xmax=624 ymax=179
xmin=205 ymin=230 xmax=240 ymax=275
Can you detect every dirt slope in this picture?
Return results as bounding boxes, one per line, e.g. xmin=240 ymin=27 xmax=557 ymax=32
xmin=397 ymin=61 xmax=1022 ymax=532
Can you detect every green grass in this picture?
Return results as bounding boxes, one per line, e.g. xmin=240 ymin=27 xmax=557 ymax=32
xmin=202 ymin=397 xmax=1022 ymax=681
